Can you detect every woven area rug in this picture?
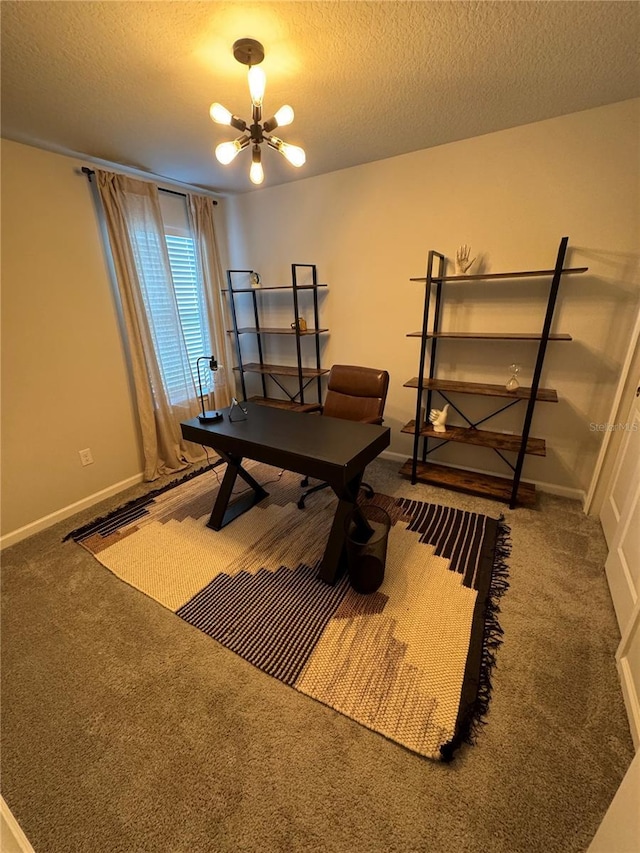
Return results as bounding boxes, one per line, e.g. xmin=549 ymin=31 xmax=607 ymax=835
xmin=65 ymin=463 xmax=510 ymax=762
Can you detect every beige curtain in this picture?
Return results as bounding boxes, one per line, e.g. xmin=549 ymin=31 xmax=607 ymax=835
xmin=95 ymin=170 xmax=203 ymax=480
xmin=186 ymin=193 xmax=236 ymax=409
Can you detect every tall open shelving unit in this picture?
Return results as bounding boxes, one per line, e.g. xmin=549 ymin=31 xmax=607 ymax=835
xmin=224 ymin=263 xmax=329 ymax=411
xmin=400 ymin=237 xmax=588 ymax=508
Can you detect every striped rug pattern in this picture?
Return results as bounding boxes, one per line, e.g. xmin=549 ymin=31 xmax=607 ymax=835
xmin=66 ymin=463 xmax=509 ymax=761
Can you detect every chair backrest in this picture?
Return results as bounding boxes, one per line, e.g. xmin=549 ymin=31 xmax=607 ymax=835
xmin=322 ymin=364 xmax=389 ymax=424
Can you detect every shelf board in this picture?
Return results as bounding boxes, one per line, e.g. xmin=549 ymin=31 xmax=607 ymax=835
xmin=233 ymin=362 xmax=330 ymax=378
xmin=409 ymin=267 xmax=588 ymax=283
xmin=406 ymin=331 xmax=572 ymax=341
xmin=401 ymin=421 xmax=546 ymax=456
xmin=227 ymin=327 xmax=329 ymax=336
xmin=222 ymin=284 xmax=328 ymax=292
xmin=247 ymin=396 xmax=322 ymax=413
xmin=403 ymin=377 xmax=558 ymax=403
xmin=399 ymin=459 xmax=537 ymax=506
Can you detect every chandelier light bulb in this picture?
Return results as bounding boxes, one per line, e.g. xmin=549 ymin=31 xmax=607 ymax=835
xmin=279 ymin=142 xmax=306 ymax=168
xmin=249 ymin=160 xmax=264 ymax=184
xmin=274 ymin=105 xmax=294 ymax=127
xmin=250 ymin=144 xmax=264 ymax=184
xmin=215 ymin=139 xmax=242 ymax=165
xmin=210 ymin=103 xmax=232 ymax=125
xmin=248 ymin=65 xmax=266 ymax=107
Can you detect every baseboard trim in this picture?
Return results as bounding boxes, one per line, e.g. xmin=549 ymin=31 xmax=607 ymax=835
xmin=379 ymin=451 xmax=585 ymax=503
xmin=2 ymin=454 xmax=586 ymax=550
xmin=0 ymin=473 xmax=144 ymax=551
xmin=1 ymin=796 xmax=36 ymax=853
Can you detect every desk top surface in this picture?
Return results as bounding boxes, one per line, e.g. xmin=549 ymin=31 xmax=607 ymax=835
xmin=181 ymin=402 xmax=390 ymax=471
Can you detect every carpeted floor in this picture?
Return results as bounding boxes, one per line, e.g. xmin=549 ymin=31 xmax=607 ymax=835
xmin=1 ymin=457 xmax=635 ymax=853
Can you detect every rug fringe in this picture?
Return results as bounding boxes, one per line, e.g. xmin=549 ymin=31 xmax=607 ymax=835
xmin=62 ymin=462 xmax=219 ymax=542
xmin=440 ymin=516 xmax=511 ymax=763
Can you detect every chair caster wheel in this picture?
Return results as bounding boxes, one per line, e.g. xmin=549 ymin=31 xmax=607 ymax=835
xmin=297 ymin=498 xmax=306 ymax=510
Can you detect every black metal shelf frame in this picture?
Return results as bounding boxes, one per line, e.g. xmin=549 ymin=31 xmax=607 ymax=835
xmin=410 ymin=237 xmax=574 ymax=508
xmin=226 ymin=264 xmax=326 ymax=407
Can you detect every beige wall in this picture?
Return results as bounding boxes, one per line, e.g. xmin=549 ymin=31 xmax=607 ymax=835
xmin=2 ymin=100 xmax=638 ymax=540
xmin=224 ymin=99 xmax=640 ymax=497
xmin=1 ymin=140 xmax=144 ymax=538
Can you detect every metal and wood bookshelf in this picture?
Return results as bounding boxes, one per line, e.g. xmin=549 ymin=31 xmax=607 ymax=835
xmin=400 ymin=237 xmax=588 ymax=508
xmin=224 ymin=263 xmax=329 ymax=412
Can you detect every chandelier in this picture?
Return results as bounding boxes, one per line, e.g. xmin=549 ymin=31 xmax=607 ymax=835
xmin=210 ymin=38 xmax=306 ymax=185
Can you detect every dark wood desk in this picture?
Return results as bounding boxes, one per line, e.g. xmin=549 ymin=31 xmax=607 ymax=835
xmin=181 ymin=403 xmax=390 ymax=584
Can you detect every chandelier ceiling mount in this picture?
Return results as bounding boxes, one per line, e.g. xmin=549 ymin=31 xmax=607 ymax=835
xmin=232 ymin=38 xmax=264 ymax=67
xmin=210 ymin=38 xmax=305 ymax=185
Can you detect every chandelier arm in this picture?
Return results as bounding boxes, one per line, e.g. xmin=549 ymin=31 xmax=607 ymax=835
xmin=230 ymin=115 xmax=248 ymax=133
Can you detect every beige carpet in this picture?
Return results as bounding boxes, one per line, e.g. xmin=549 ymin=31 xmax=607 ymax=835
xmin=66 ymin=463 xmax=509 ymax=761
xmin=2 ymin=457 xmax=635 ymax=853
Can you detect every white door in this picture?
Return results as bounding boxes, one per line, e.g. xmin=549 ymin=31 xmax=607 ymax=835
xmin=600 ymin=381 xmax=640 ymax=748
xmin=601 ymin=383 xmax=640 ymax=633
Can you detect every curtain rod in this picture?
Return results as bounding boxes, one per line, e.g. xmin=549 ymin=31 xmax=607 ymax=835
xmin=81 ymin=167 xmax=218 ymax=205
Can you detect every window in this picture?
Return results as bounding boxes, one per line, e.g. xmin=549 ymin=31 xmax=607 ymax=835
xmin=131 ymin=193 xmax=213 ymax=406
xmin=165 ymin=233 xmax=212 ymax=399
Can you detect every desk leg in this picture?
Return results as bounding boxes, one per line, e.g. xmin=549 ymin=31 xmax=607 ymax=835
xmin=317 ymin=472 xmax=363 ymax=585
xmin=207 ymin=452 xmax=269 ymax=531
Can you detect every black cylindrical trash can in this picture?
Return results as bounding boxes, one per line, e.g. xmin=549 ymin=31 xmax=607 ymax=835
xmin=344 ymin=505 xmax=391 ymax=594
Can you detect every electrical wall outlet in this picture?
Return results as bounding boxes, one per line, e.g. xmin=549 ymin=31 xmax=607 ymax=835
xmin=79 ymin=448 xmax=94 ymax=466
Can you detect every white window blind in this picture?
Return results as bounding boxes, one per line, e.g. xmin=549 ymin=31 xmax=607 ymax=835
xmin=131 ymin=224 xmax=212 ymax=406
xmin=165 ymin=234 xmax=213 ymax=397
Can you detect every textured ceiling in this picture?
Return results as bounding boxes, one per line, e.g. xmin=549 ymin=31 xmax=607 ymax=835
xmin=1 ymin=1 xmax=639 ymax=195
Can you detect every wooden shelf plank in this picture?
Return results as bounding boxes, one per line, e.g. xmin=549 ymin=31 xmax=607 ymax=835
xmin=247 ymin=396 xmax=321 ymax=413
xmin=400 ymin=420 xmax=546 ymax=456
xmin=406 ymin=331 xmax=572 ymax=341
xmin=222 ymin=284 xmax=328 ymax=292
xmin=227 ymin=327 xmax=329 ymax=336
xmin=402 ymin=377 xmax=558 ymax=403
xmin=233 ymin=362 xmax=330 ymax=378
xmin=399 ymin=459 xmax=537 ymax=506
xmin=409 ymin=267 xmax=587 ymax=283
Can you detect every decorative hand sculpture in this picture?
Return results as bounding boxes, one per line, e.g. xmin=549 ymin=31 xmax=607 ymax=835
xmin=429 ymin=403 xmax=450 ymax=433
xmin=455 ymin=245 xmax=476 ymax=275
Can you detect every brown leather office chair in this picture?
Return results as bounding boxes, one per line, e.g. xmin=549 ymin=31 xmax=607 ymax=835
xmin=298 ymin=364 xmax=389 ymax=509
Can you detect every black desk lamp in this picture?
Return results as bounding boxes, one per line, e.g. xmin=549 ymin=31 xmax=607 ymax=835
xmin=197 ymin=356 xmax=223 ymax=422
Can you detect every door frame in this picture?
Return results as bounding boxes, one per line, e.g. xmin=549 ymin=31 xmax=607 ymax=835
xmin=617 ymin=599 xmax=640 ymax=749
xmin=584 ymin=308 xmax=640 ymax=515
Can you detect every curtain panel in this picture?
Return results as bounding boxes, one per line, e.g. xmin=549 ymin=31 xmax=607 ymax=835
xmin=186 ymin=193 xmax=235 ymax=410
xmin=94 ymin=170 xmax=204 ymax=479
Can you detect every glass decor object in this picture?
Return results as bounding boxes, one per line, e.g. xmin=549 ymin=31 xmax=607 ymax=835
xmin=291 ymin=317 xmax=307 ymax=332
xmin=506 ymin=363 xmax=521 ymax=392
